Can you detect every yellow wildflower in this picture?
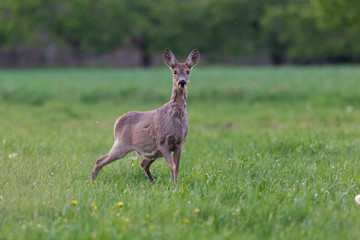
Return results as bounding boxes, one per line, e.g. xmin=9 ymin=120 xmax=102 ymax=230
xmin=184 ymin=219 xmax=189 ymax=224
xmin=118 ymin=202 xmax=124 ymax=207
xmin=194 ymin=208 xmax=200 ymax=213
xmin=92 ymin=203 xmax=97 ymax=210
xmin=71 ymin=200 xmax=78 ymax=205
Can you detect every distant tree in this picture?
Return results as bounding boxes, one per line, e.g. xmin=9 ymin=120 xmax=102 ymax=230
xmin=194 ymin=0 xmax=265 ymax=59
xmin=115 ymin=0 xmax=166 ymax=67
xmin=0 ymin=0 xmax=37 ymax=66
xmin=8 ymin=0 xmax=209 ymax=67
xmin=261 ymin=0 xmax=359 ymax=64
xmin=310 ymin=0 xmax=360 ymax=60
xmin=0 ymin=1 xmax=31 ymax=50
xmin=9 ymin=0 xmax=125 ymax=66
xmin=117 ymin=0 xmax=267 ymax=65
xmin=115 ymin=0 xmax=206 ymax=66
xmin=310 ymin=0 xmax=360 ymax=31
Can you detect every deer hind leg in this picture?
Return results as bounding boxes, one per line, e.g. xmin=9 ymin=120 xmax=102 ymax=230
xmin=91 ymin=141 xmax=131 ymax=181
xmin=140 ymin=158 xmax=156 ymax=183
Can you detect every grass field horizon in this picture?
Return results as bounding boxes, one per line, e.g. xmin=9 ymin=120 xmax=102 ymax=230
xmin=1 ymin=66 xmax=360 ymax=239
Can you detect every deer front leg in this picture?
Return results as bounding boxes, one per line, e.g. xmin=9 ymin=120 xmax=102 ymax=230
xmin=173 ymin=146 xmax=182 ymax=185
xmin=159 ymin=145 xmax=176 ymax=184
xmin=140 ymin=158 xmax=156 ymax=183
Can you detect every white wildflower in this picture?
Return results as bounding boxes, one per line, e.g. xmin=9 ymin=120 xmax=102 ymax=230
xmin=355 ymin=195 xmax=360 ymax=204
xmin=9 ymin=153 xmax=18 ymax=159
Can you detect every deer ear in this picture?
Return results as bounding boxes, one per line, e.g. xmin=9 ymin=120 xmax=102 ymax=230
xmin=185 ymin=49 xmax=200 ymax=69
xmin=163 ymin=49 xmax=178 ymax=68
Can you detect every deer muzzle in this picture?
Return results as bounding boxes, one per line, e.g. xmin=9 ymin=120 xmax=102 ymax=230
xmin=179 ymin=80 xmax=186 ymax=88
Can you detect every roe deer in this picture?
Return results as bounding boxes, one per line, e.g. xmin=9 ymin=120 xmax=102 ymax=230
xmin=91 ymin=49 xmax=200 ymax=185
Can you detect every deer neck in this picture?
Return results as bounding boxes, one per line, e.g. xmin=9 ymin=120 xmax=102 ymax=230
xmin=169 ymin=84 xmax=187 ymax=115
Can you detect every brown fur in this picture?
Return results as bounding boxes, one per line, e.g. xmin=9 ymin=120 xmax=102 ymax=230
xmin=91 ymin=49 xmax=200 ymax=185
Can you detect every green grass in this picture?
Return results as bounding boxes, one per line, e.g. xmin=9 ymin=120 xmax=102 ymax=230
xmin=1 ymin=66 xmax=360 ymax=239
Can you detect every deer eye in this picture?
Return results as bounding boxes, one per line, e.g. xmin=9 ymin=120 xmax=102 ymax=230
xmin=173 ymin=70 xmax=177 ymax=74
xmin=186 ymin=70 xmax=190 ymax=74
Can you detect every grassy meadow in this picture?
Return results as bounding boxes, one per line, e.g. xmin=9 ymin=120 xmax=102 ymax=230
xmin=1 ymin=66 xmax=360 ymax=239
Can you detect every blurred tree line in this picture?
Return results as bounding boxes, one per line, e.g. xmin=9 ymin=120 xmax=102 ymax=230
xmin=0 ymin=0 xmax=359 ymax=67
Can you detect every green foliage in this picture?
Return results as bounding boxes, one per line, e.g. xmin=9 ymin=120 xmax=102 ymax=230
xmin=1 ymin=0 xmax=360 ymax=65
xmin=0 ymin=0 xmax=33 ymax=49
xmin=175 ymin=0 xmax=265 ymax=57
xmin=261 ymin=0 xmax=360 ymax=62
xmin=309 ymin=0 xmax=360 ymax=58
xmin=1 ymin=67 xmax=360 ymax=239
xmin=6 ymin=0 xmax=126 ymax=65
xmin=310 ymin=0 xmax=360 ymax=31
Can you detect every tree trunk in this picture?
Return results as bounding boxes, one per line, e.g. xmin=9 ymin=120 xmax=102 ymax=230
xmin=269 ymin=31 xmax=286 ymax=65
xmin=141 ymin=50 xmax=151 ymax=67
xmin=71 ymin=42 xmax=83 ymax=67
xmin=66 ymin=38 xmax=83 ymax=67
xmin=135 ymin=37 xmax=151 ymax=67
xmin=271 ymin=50 xmax=285 ymax=65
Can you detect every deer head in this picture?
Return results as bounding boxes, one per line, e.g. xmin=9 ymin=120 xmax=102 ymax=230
xmin=163 ymin=49 xmax=200 ymax=89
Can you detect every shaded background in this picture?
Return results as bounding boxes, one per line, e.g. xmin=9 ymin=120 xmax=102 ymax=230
xmin=1 ymin=0 xmax=359 ymax=68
